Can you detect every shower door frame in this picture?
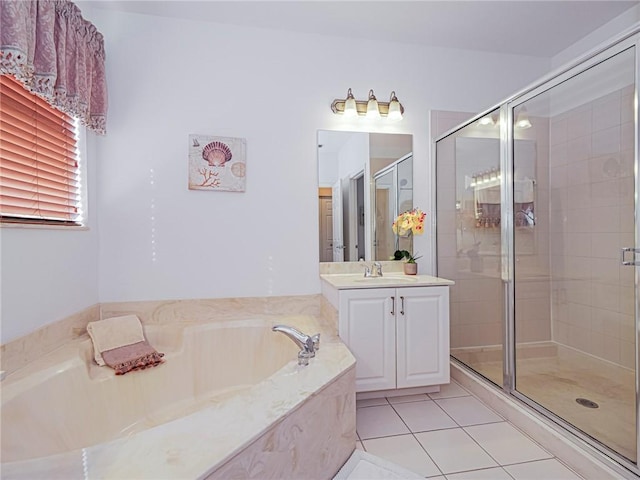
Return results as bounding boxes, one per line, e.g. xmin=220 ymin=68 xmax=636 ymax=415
xmin=504 ymin=34 xmax=640 ymax=474
xmin=433 ymin=27 xmax=640 ymax=476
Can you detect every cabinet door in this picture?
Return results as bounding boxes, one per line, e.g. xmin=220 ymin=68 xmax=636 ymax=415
xmin=396 ymin=286 xmax=450 ymax=388
xmin=339 ymin=288 xmax=396 ymax=392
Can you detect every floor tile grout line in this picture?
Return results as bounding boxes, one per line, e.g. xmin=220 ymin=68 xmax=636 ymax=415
xmin=502 ymin=456 xmax=586 ymax=479
xmin=386 ymin=400 xmax=446 ymax=478
xmin=458 ymin=421 xmax=563 ymax=472
xmin=410 ymin=429 xmax=445 ymax=477
xmin=479 ymin=413 xmax=555 ymax=458
xmin=429 ymin=396 xmax=465 ymax=428
xmin=386 ymin=395 xmax=431 ymax=405
xmin=359 ymin=424 xmax=467 ymax=441
xmin=433 ymin=396 xmax=506 ymax=425
xmin=438 ymin=464 xmax=517 ymax=478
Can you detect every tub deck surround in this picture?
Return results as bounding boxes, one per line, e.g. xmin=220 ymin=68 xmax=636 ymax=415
xmin=1 ymin=295 xmax=356 ymax=480
xmin=0 ymin=294 xmax=339 ymax=377
xmin=101 ymin=294 xmax=340 ymax=336
xmin=0 ymin=304 xmax=100 ymax=377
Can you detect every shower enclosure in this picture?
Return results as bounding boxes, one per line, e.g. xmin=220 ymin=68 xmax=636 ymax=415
xmin=435 ymin=32 xmax=639 ymax=475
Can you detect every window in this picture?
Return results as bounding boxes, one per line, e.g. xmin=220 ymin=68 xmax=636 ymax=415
xmin=0 ymin=74 xmax=83 ymax=226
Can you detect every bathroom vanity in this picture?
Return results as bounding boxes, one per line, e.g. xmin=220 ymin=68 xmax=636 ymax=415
xmin=320 ymin=273 xmax=454 ymax=398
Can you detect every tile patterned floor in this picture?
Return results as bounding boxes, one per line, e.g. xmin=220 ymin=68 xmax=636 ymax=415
xmin=355 ymin=381 xmax=584 ymax=479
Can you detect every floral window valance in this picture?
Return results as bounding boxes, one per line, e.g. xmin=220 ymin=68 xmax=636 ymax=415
xmin=0 ymin=0 xmax=107 ymax=134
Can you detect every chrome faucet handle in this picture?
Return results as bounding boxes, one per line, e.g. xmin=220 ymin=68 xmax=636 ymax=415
xmin=311 ymin=333 xmax=320 ymax=351
xmin=373 ymin=262 xmax=383 ymax=276
xmin=298 ymin=350 xmax=312 ymax=366
xmin=362 ymin=264 xmax=372 ymax=277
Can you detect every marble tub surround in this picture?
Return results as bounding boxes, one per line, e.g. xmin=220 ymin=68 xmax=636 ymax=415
xmin=1 ymin=294 xmax=338 ymax=378
xmin=0 ymin=304 xmax=99 ymax=376
xmin=2 ymin=312 xmax=356 ymax=479
xmin=101 ymin=294 xmax=339 ymax=335
xmin=207 ymin=367 xmax=356 ymax=479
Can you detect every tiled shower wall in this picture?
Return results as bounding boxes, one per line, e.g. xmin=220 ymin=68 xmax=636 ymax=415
xmin=549 ymin=85 xmax=635 ymax=369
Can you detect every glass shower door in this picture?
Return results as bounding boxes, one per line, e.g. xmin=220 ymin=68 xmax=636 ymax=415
xmin=436 ymin=109 xmax=505 ymax=386
xmin=512 ymin=45 xmax=637 ymax=463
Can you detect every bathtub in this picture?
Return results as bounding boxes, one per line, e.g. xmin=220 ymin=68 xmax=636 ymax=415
xmin=1 ymin=315 xmax=356 ymax=479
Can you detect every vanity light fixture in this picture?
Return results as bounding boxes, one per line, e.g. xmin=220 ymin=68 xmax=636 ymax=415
xmin=515 ymin=106 xmax=532 ymax=129
xmin=331 ymin=88 xmax=405 ymax=119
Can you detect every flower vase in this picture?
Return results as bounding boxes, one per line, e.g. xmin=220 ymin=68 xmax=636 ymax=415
xmin=404 ymin=263 xmax=418 ymax=275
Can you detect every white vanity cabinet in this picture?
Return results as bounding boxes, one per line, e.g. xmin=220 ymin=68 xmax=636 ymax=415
xmin=336 ymin=284 xmax=450 ymax=394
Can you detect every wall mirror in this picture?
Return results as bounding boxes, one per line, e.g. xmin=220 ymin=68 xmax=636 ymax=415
xmin=318 ymin=130 xmax=413 ymax=263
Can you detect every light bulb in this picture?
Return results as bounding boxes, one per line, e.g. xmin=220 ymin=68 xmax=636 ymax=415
xmin=366 ymin=90 xmax=380 ymax=119
xmin=343 ymin=88 xmax=357 ymax=118
xmin=387 ymin=91 xmax=403 ymax=121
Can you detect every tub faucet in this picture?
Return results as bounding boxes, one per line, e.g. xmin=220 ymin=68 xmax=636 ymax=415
xmin=272 ymin=324 xmax=320 ymax=366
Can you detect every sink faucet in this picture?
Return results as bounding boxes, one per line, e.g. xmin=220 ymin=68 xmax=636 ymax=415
xmin=363 ymin=262 xmax=383 ymax=278
xmin=272 ymin=324 xmax=320 ymax=366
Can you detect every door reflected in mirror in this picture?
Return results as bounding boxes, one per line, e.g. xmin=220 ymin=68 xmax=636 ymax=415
xmin=317 ymin=130 xmax=412 ymax=263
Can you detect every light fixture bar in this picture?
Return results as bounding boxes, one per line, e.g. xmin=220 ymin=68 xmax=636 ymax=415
xmin=331 ymin=89 xmax=405 ymax=118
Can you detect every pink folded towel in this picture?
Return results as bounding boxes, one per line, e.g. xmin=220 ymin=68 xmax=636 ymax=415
xmin=87 ymin=315 xmax=164 ymax=375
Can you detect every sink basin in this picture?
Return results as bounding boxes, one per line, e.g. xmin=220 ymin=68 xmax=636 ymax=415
xmin=353 ymin=276 xmax=418 ymax=284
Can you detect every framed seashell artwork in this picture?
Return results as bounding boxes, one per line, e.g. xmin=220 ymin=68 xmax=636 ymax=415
xmin=188 ymin=135 xmax=247 ymax=192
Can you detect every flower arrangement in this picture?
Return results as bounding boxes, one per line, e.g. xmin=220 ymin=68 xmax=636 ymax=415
xmin=392 ymin=208 xmax=426 ymax=237
xmin=392 ymin=208 xmax=426 ymax=272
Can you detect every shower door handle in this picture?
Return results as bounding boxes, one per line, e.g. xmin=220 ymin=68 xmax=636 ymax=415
xmin=620 ymin=247 xmax=640 ymax=266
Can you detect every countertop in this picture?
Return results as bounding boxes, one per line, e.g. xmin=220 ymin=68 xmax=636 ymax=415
xmin=320 ymin=273 xmax=455 ymax=290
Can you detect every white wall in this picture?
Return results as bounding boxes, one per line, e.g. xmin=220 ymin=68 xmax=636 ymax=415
xmin=0 ymin=7 xmax=554 ymax=343
xmin=87 ymin=8 xmax=551 ymax=304
xmin=0 ymin=134 xmax=100 ymax=343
